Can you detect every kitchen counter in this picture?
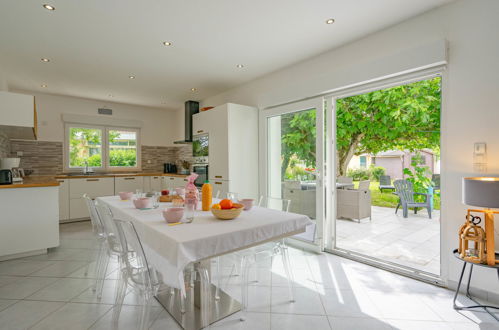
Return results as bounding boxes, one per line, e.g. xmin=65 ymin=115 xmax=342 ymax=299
xmin=54 ymin=172 xmax=189 ymax=179
xmin=0 ymin=175 xmax=60 ymax=189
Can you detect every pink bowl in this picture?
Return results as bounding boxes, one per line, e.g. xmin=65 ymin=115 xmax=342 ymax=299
xmin=133 ymin=197 xmax=151 ymax=209
xmin=119 ymin=191 xmax=134 ymax=200
xmin=163 ymin=207 xmax=184 ymax=223
xmin=238 ymin=199 xmax=255 ymax=210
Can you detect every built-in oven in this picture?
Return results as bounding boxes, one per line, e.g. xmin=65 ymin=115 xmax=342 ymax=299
xmin=192 ymin=164 xmax=208 ymax=188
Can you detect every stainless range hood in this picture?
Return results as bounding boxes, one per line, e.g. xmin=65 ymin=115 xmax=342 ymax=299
xmin=174 ymin=100 xmax=199 ymax=144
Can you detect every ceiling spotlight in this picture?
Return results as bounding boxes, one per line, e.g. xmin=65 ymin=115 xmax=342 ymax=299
xmin=43 ymin=4 xmax=55 ymax=11
xmin=163 ymin=41 xmax=172 ymax=46
xmin=326 ymin=18 xmax=335 ymax=24
xmin=191 ymin=88 xmax=197 ymax=92
xmin=128 ymin=75 xmax=135 ymax=79
xmin=236 ymin=64 xmax=244 ymax=68
xmin=108 ymin=94 xmax=114 ymax=97
xmin=41 ymin=58 xmax=50 ymax=62
xmin=41 ymin=84 xmax=47 ymax=88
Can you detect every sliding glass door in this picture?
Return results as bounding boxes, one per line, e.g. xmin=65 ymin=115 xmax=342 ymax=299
xmin=326 ymin=76 xmax=442 ymax=279
xmin=262 ymin=98 xmax=324 ymax=248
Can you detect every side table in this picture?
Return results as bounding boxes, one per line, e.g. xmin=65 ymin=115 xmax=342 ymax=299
xmin=452 ymin=249 xmax=499 ymax=321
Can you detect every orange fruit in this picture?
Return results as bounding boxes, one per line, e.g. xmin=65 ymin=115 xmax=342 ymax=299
xmin=212 ymin=204 xmax=221 ymax=210
xmin=220 ymin=199 xmax=233 ymax=210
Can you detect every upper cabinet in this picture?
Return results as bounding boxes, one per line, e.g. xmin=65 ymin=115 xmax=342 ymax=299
xmin=0 ymin=91 xmax=37 ymax=140
xmin=192 ymin=103 xmax=259 ymax=199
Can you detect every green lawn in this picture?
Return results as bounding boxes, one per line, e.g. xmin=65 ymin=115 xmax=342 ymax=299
xmin=353 ymin=181 xmax=441 ymax=210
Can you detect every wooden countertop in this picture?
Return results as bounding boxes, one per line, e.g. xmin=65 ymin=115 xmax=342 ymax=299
xmin=0 ymin=176 xmax=60 ymax=189
xmin=54 ymin=172 xmax=189 ymax=179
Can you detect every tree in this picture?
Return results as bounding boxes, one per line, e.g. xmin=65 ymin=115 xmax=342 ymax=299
xmin=336 ymin=77 xmax=440 ymax=175
xmin=280 ymin=77 xmax=441 ymax=178
xmin=280 ymin=110 xmax=316 ymax=178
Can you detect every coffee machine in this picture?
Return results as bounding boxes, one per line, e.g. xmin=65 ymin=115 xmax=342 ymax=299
xmin=0 ymin=158 xmax=24 ymax=183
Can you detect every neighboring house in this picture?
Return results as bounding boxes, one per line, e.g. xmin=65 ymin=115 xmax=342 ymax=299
xmin=348 ymin=149 xmax=438 ymax=179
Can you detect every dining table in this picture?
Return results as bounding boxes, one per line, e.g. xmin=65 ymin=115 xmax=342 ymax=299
xmin=97 ymin=195 xmax=312 ymax=330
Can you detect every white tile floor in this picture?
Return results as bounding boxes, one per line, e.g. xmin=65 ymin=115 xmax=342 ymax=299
xmin=337 ymin=206 xmax=440 ymax=274
xmin=0 ymin=221 xmax=497 ymax=329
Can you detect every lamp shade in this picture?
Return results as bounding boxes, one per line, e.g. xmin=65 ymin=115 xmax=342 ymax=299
xmin=462 ymin=177 xmax=499 ymax=208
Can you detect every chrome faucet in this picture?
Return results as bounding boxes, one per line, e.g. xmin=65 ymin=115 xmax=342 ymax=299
xmin=83 ymin=160 xmax=89 ymax=174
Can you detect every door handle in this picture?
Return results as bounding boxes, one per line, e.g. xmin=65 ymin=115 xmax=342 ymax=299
xmin=124 ymin=177 xmax=135 ymax=180
xmin=86 ymin=179 xmax=99 ymax=182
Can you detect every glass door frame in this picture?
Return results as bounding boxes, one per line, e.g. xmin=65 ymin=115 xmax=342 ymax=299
xmin=259 ymin=97 xmax=325 ymax=250
xmin=323 ymin=70 xmax=445 ymax=285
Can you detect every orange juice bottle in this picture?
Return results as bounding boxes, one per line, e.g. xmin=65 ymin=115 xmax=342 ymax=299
xmin=201 ymin=180 xmax=212 ymax=211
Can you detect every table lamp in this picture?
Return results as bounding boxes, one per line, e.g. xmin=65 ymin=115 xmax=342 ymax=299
xmin=462 ymin=177 xmax=499 ymax=265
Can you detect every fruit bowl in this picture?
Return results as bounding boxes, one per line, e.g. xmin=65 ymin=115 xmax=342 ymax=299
xmin=211 ymin=203 xmax=244 ymax=220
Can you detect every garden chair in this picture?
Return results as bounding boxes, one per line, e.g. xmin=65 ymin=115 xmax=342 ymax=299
xmin=358 ymin=180 xmax=370 ymax=191
xmin=393 ymin=179 xmax=432 ymax=219
xmin=379 ymin=175 xmax=395 ymax=192
xmin=337 ymin=181 xmax=372 ymax=222
xmin=337 ymin=176 xmax=353 ymax=184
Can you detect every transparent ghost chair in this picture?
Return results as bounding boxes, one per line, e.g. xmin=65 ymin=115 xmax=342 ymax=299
xmin=82 ymin=194 xmax=108 ymax=297
xmin=112 ymin=218 xmax=212 ymax=329
xmin=94 ymin=203 xmax=126 ymax=298
xmin=214 ymin=196 xmax=294 ymax=320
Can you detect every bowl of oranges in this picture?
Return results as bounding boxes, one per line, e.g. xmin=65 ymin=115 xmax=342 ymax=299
xmin=211 ymin=199 xmax=244 ymax=220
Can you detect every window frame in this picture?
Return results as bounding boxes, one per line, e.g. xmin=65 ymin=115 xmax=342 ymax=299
xmin=64 ymin=123 xmax=141 ymax=172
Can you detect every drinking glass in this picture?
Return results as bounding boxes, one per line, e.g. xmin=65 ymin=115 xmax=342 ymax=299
xmin=227 ymin=192 xmax=239 ymax=202
xmin=135 ymin=189 xmax=143 ymax=198
xmin=152 ymin=192 xmax=160 ymax=209
xmin=184 ymin=200 xmax=195 ymax=223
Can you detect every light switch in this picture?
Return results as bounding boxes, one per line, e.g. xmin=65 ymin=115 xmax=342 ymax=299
xmin=474 ymin=142 xmax=486 ymax=155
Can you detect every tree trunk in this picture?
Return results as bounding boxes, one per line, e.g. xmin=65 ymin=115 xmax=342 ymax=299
xmin=281 ymin=153 xmax=291 ymax=180
xmin=337 ymin=133 xmax=365 ymax=176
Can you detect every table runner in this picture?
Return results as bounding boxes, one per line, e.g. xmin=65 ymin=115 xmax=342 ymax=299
xmin=97 ymin=196 xmax=312 ymax=294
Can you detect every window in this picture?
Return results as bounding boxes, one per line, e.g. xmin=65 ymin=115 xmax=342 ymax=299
xmin=65 ymin=124 xmax=140 ymax=171
xmin=109 ymin=130 xmax=138 ymax=167
xmin=359 ymin=156 xmax=367 ymax=168
xmin=411 ymin=153 xmax=426 ymax=165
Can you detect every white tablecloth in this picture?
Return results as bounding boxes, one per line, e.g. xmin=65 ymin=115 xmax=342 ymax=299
xmin=97 ymin=196 xmax=312 ymax=295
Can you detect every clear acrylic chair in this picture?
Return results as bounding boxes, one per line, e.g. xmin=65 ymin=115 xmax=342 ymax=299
xmin=216 ymin=196 xmax=294 ymax=321
xmin=94 ymin=203 xmax=126 ymax=299
xmin=82 ymin=194 xmax=107 ymax=297
xmin=112 ymin=218 xmax=212 ymax=329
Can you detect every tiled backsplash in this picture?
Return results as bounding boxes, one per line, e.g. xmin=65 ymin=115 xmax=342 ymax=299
xmin=0 ymin=129 xmax=10 ymax=158
xmin=10 ymin=140 xmax=63 ymax=175
xmin=6 ymin=139 xmax=194 ymax=175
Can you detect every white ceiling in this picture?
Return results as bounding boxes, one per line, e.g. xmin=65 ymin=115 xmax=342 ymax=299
xmin=0 ymin=0 xmax=453 ymax=110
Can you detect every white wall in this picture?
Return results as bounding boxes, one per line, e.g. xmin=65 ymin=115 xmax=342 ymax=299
xmin=201 ymin=0 xmax=499 ymax=295
xmin=11 ymin=91 xmax=183 ymax=146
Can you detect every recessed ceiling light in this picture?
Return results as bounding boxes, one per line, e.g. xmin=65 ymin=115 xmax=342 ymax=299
xmin=128 ymin=75 xmax=135 ymax=79
xmin=191 ymin=88 xmax=197 ymax=92
xmin=236 ymin=64 xmax=244 ymax=68
xmin=326 ymin=18 xmax=335 ymax=24
xmin=41 ymin=84 xmax=47 ymax=88
xmin=108 ymin=94 xmax=114 ymax=97
xmin=43 ymin=4 xmax=55 ymax=11
xmin=41 ymin=58 xmax=50 ymax=62
xmin=163 ymin=41 xmax=172 ymax=46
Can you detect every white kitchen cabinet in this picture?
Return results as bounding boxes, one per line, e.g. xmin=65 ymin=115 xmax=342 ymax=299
xmin=163 ymin=176 xmax=187 ymax=190
xmin=149 ymin=176 xmax=163 ymax=192
xmin=193 ymin=103 xmax=258 ymax=199
xmin=57 ymin=179 xmax=70 ymax=222
xmin=0 ymin=91 xmax=37 ymax=140
xmin=69 ymin=177 xmax=115 ymax=219
xmin=115 ymin=176 xmax=144 ymax=193
xmin=212 ymin=180 xmax=230 ymax=198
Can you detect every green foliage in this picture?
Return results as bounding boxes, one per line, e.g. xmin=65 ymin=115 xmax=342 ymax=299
xmin=109 ymin=149 xmax=137 ymax=167
xmin=346 ymin=165 xmax=386 ymax=181
xmin=347 ymin=168 xmax=370 ymax=181
xmin=69 ymin=128 xmax=102 ymax=167
xmin=369 ymin=165 xmax=386 ymax=181
xmin=336 ymin=77 xmax=441 ymax=175
xmin=403 ymin=154 xmax=433 ymax=198
xmin=280 ymin=110 xmax=316 ymax=178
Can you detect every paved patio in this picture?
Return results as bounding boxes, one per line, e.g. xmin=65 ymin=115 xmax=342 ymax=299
xmin=336 ymin=206 xmax=440 ymax=275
